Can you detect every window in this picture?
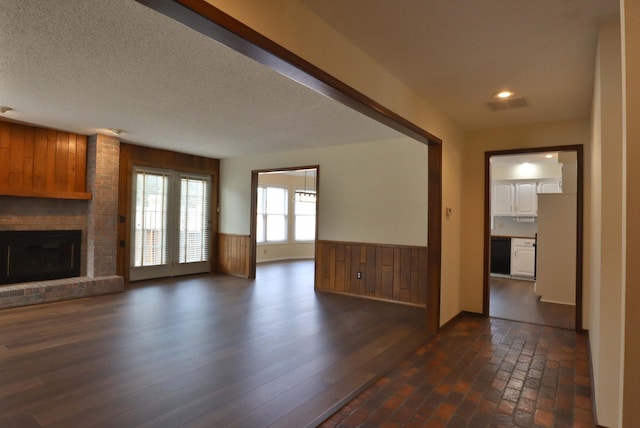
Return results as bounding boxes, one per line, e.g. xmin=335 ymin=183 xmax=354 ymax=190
xmin=294 ymin=190 xmax=316 ymax=241
xmin=257 ymin=186 xmax=288 ymax=243
xmin=133 ymin=170 xmax=170 ymax=267
xmin=178 ymin=176 xmax=210 ymax=263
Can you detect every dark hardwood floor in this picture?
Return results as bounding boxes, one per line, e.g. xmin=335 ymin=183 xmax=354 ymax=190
xmin=490 ymin=276 xmax=575 ymax=330
xmin=0 ymin=260 xmax=427 ymax=428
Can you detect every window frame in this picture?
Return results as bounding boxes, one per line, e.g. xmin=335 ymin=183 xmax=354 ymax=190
xmin=256 ymin=184 xmax=289 ymax=243
xmin=293 ymin=189 xmax=316 ymax=242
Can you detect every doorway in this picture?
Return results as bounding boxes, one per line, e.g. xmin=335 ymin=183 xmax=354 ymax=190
xmin=249 ymin=166 xmax=319 ymax=279
xmin=129 ymin=166 xmax=212 ymax=281
xmin=484 ymin=146 xmax=583 ymax=330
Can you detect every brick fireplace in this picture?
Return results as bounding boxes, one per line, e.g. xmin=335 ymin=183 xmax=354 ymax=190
xmin=0 ymin=130 xmax=124 ymax=308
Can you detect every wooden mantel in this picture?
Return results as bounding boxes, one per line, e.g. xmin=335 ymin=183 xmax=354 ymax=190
xmin=0 ymin=121 xmax=92 ymax=200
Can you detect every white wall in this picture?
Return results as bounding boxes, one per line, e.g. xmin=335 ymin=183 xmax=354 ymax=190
xmin=622 ymin=1 xmax=640 ymax=425
xmin=589 ymin=21 xmax=624 ymax=427
xmin=536 ymin=194 xmax=577 ymax=305
xmin=220 ymin=137 xmax=429 ymax=246
xmin=463 ymin=119 xmax=591 ymax=317
xmin=491 ymin=163 xmax=562 ymax=181
xmin=491 ymin=217 xmax=537 ymax=238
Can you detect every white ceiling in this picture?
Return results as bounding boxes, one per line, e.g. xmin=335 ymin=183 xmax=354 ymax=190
xmin=300 ymin=0 xmax=619 ymax=130
xmin=0 ymin=0 xmax=620 ymax=158
xmin=491 ymin=152 xmax=559 ymax=166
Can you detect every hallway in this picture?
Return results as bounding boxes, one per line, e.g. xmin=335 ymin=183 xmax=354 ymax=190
xmin=322 ymin=315 xmax=593 ymax=427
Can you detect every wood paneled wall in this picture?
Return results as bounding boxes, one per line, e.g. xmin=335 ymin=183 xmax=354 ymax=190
xmin=316 ymin=240 xmax=427 ymax=306
xmin=117 ymin=143 xmax=220 ymax=281
xmin=217 ymin=233 xmax=251 ymax=278
xmin=0 ymin=121 xmax=90 ymax=199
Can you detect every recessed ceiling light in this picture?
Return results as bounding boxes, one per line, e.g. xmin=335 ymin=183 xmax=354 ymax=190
xmin=109 ymin=129 xmax=123 ymax=136
xmin=0 ymin=106 xmax=13 ymax=114
xmin=494 ymin=90 xmax=514 ymax=99
xmin=494 ymin=90 xmax=515 ymax=99
xmin=545 ymin=154 xmax=553 ymax=159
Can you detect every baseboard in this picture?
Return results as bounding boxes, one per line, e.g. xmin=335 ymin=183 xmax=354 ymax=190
xmin=315 ymin=289 xmax=425 ymax=308
xmin=539 ymin=298 xmax=576 ymax=306
xmin=257 ymin=256 xmax=314 ymax=263
xmin=585 ymin=332 xmax=607 ymax=427
xmin=439 ymin=310 xmax=484 ymax=330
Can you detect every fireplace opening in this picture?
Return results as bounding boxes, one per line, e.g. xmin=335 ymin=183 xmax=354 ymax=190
xmin=0 ymin=230 xmax=81 ymax=285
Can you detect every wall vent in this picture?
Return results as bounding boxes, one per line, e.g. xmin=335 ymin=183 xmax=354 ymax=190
xmin=485 ymin=96 xmax=529 ymax=111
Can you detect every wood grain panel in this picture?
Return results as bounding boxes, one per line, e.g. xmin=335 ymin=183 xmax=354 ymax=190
xmin=217 ymin=233 xmax=250 ymax=278
xmin=22 ymin=126 xmax=34 ymax=191
xmin=75 ymin=136 xmax=87 ymax=191
xmin=46 ymin=130 xmax=57 ymax=191
xmin=0 ymin=124 xmax=10 ymax=188
xmin=66 ymin=133 xmax=77 ymax=192
xmin=0 ymin=121 xmax=90 ymax=199
xmin=55 ymin=132 xmax=69 ymax=191
xmin=316 ymin=240 xmax=428 ymax=306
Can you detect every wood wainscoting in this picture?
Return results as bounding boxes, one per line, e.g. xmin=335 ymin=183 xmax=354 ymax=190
xmin=316 ymin=240 xmax=427 ymax=306
xmin=217 ymin=233 xmax=251 ymax=278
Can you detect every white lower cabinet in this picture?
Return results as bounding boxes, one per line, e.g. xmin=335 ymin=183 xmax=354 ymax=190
xmin=510 ymin=238 xmax=535 ymax=278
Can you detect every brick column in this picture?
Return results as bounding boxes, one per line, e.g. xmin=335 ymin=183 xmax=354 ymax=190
xmin=86 ymin=134 xmax=120 ymax=277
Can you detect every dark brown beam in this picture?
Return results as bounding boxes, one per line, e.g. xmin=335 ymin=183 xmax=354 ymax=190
xmin=135 ymin=0 xmax=441 ymax=147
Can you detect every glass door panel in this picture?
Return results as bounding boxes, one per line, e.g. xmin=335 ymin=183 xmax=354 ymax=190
xmin=130 ymin=168 xmax=212 ymax=281
xmin=173 ymin=175 xmax=211 ymax=276
xmin=130 ymin=168 xmax=172 ymax=281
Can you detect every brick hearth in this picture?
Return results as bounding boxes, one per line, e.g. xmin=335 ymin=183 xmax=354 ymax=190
xmin=0 ymin=276 xmax=123 ymax=309
xmin=0 ymin=132 xmax=124 ymax=308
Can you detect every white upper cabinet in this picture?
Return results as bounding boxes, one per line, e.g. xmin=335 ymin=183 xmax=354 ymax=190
xmin=492 ymin=183 xmax=514 ymax=216
xmin=514 ymin=182 xmax=537 ymax=216
xmin=492 ymin=179 xmax=560 ymax=218
xmin=538 ymin=179 xmax=562 ymax=194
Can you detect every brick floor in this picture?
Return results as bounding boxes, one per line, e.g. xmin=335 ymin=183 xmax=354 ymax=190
xmin=321 ymin=315 xmax=593 ymax=428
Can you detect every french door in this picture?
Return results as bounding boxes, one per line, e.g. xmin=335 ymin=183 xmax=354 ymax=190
xmin=130 ymin=167 xmax=211 ymax=281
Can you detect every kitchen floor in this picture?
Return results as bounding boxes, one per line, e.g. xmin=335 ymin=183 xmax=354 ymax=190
xmin=490 ymin=276 xmax=575 ymax=330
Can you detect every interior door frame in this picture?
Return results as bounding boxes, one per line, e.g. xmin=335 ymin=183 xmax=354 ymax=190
xmin=137 ymin=0 xmax=443 ymax=334
xmin=483 ymin=145 xmax=584 ymax=331
xmin=249 ymin=165 xmax=320 ymax=280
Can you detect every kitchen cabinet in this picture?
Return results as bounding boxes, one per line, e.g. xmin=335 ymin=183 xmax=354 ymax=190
xmin=511 ymin=238 xmax=535 ymax=278
xmin=514 ymin=182 xmax=537 ymax=216
xmin=538 ymin=179 xmax=562 ymax=194
xmin=492 ymin=180 xmax=541 ymax=217
xmin=492 ymin=183 xmax=513 ymax=216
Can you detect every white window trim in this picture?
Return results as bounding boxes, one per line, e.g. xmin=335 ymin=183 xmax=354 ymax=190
xmin=257 ymin=185 xmax=288 ymax=243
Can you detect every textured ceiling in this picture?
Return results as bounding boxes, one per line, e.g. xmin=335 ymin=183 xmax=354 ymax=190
xmin=0 ymin=0 xmax=402 ymax=158
xmin=300 ymin=0 xmax=620 ymax=129
xmin=0 ymin=0 xmax=621 ymax=159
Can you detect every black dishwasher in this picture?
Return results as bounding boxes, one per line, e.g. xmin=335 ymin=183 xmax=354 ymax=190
xmin=490 ymin=237 xmax=511 ymax=275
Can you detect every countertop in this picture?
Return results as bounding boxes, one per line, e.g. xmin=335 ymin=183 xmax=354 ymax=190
xmin=491 ymin=234 xmax=536 ymax=239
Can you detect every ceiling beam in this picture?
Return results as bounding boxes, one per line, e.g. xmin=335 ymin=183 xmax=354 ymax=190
xmin=135 ymin=0 xmax=441 ymax=146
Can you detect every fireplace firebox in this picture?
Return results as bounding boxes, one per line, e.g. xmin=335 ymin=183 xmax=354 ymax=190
xmin=0 ymin=230 xmax=81 ymax=285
